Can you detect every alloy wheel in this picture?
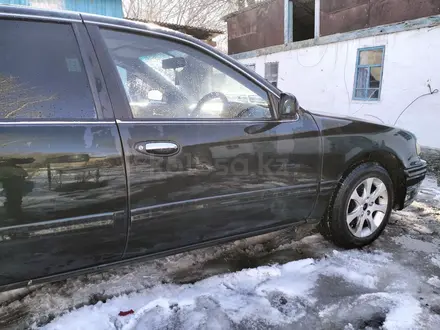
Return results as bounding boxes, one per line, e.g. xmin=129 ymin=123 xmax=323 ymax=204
xmin=346 ymin=177 xmax=389 ymax=238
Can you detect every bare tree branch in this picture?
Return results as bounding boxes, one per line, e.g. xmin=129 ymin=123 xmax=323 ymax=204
xmin=122 ymin=0 xmax=266 ymax=52
xmin=122 ymin=0 xmax=265 ymax=29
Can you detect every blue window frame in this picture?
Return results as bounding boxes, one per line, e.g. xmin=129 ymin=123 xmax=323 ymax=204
xmin=353 ymin=46 xmax=385 ymax=101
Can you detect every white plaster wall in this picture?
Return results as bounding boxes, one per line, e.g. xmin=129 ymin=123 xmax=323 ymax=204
xmin=239 ymin=26 xmax=440 ymax=149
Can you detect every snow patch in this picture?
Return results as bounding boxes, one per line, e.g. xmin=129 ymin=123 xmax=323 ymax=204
xmin=320 ymin=292 xmax=423 ymax=330
xmin=431 ymin=254 xmax=440 ymax=268
xmin=419 ymin=176 xmax=440 ymax=201
xmin=392 ymin=235 xmax=439 ymax=253
xmin=427 ymin=276 xmax=440 ymax=288
xmin=322 ymin=250 xmax=390 ymax=289
xmin=42 ymin=250 xmax=429 ymax=330
xmin=382 ymin=294 xmax=423 ymax=330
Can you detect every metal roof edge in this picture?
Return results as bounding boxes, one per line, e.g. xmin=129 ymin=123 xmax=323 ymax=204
xmin=125 ymin=18 xmax=223 ymax=35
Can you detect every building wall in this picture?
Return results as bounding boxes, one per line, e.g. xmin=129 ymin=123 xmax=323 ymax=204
xmin=226 ymin=0 xmax=284 ymax=55
xmin=238 ymin=25 xmax=440 ymax=149
xmin=321 ymin=0 xmax=440 ymax=36
xmin=0 ymin=0 xmax=123 ymax=17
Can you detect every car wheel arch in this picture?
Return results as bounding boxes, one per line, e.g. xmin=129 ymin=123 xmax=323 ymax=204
xmin=336 ymin=150 xmax=406 ymax=209
xmin=320 ymin=162 xmax=394 ymax=248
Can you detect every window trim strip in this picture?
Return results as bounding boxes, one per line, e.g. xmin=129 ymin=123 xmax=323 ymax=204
xmin=0 ymin=121 xmax=115 ymax=125
xmin=115 ymin=119 xmax=299 ymax=124
xmin=0 ymin=12 xmax=81 ymax=23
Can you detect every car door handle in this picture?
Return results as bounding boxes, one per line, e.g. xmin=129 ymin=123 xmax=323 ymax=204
xmin=134 ymin=141 xmax=179 ymax=156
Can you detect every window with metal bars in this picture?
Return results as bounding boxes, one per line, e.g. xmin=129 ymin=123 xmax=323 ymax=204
xmin=353 ymin=46 xmax=385 ymax=101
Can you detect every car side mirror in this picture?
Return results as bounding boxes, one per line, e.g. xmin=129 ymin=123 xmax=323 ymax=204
xmin=279 ymin=93 xmax=299 ymax=119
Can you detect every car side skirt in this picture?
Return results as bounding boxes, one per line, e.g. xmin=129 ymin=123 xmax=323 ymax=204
xmin=0 ymin=220 xmax=311 ymax=293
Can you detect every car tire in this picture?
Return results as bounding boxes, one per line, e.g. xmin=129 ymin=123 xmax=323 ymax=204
xmin=319 ymin=162 xmax=394 ymax=248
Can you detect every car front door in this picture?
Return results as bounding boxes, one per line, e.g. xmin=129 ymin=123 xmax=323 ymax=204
xmin=89 ymin=24 xmax=321 ymax=258
xmin=0 ymin=18 xmax=127 ymax=288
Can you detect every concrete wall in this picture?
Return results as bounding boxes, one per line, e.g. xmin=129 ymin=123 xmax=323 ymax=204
xmin=238 ymin=25 xmax=440 ymax=149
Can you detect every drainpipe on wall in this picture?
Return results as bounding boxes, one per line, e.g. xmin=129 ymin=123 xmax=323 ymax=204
xmin=284 ymin=0 xmax=294 ymax=43
xmin=315 ymin=0 xmax=320 ymax=39
xmin=283 ymin=0 xmax=289 ymax=44
xmin=288 ymin=0 xmax=293 ymax=42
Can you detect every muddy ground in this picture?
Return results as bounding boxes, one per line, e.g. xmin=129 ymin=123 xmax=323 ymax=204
xmin=0 ymin=175 xmax=440 ymax=329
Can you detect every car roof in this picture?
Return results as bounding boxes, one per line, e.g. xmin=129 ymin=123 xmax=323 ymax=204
xmin=0 ymin=4 xmax=80 ymax=20
xmin=0 ymin=4 xmax=205 ymax=46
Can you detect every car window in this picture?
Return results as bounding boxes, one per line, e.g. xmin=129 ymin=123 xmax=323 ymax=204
xmin=0 ymin=20 xmax=96 ymax=120
xmin=100 ymin=29 xmax=272 ymax=120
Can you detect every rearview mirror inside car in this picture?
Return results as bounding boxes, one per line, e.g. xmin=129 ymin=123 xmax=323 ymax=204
xmin=162 ymin=56 xmax=186 ymax=70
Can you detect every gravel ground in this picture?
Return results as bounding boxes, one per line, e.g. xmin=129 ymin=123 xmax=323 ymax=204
xmin=0 ymin=175 xmax=439 ymax=329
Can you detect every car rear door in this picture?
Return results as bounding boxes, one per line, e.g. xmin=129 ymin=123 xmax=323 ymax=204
xmin=86 ymin=22 xmax=321 ymax=258
xmin=0 ymin=16 xmax=127 ymax=288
